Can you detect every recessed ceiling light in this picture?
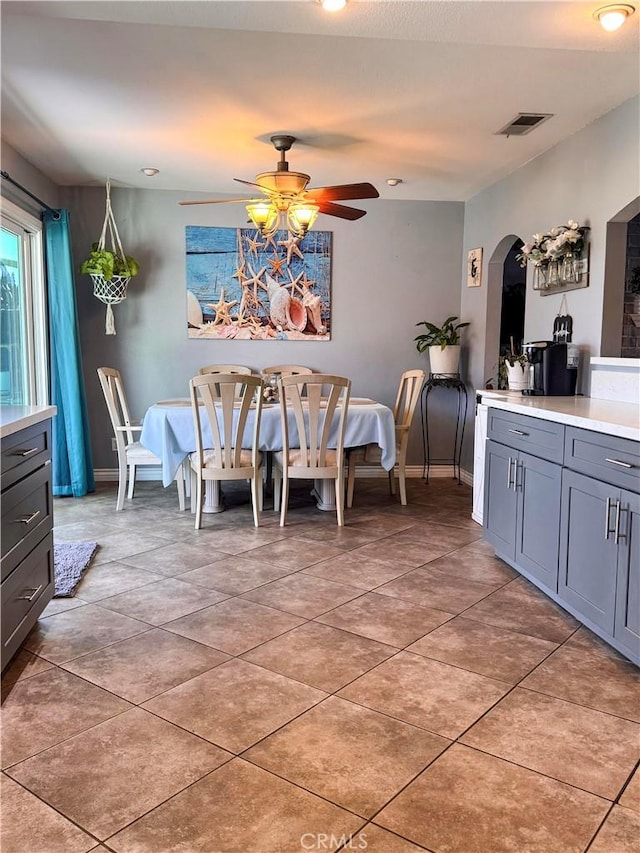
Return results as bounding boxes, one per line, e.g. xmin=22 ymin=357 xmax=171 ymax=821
xmin=386 ymin=178 xmax=403 ymax=187
xmin=593 ymin=4 xmax=635 ymax=31
xmin=140 ymin=167 xmax=159 ymax=177
xmin=320 ymin=0 xmax=347 ymax=11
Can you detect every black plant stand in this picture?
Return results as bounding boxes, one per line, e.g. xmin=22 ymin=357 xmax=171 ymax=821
xmin=421 ymin=373 xmax=469 ymax=484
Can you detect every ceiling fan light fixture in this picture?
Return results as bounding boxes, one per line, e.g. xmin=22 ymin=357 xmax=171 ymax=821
xmin=594 ymin=4 xmax=635 ymax=30
xmin=288 ymin=202 xmax=320 ymax=236
xmin=320 ymin=0 xmax=347 ymax=11
xmin=246 ymin=201 xmax=278 ymax=235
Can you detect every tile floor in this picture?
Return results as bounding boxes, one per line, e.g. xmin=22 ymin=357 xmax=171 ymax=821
xmin=2 ymin=478 xmax=639 ymax=853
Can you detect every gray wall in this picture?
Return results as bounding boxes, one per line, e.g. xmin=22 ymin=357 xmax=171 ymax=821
xmin=1 ymin=138 xmax=59 ymax=213
xmin=60 ymin=186 xmax=465 ymax=470
xmin=460 ymin=95 xmax=640 ymax=469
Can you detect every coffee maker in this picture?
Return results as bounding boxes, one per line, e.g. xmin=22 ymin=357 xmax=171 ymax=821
xmin=522 ymin=341 xmax=578 ymax=396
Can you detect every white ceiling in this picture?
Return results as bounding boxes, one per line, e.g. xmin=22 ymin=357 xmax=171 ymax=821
xmin=1 ymin=1 xmax=638 ymax=202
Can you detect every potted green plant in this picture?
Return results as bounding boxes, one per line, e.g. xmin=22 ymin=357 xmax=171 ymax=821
xmin=414 ymin=315 xmax=470 ymax=375
xmin=79 ymin=243 xmax=140 ymax=281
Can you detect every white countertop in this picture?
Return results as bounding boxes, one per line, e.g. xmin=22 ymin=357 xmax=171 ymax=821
xmin=0 ymin=405 xmax=57 ymax=439
xmin=477 ymin=391 xmax=639 ymax=442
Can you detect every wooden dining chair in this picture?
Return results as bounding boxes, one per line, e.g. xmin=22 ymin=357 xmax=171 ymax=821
xmin=273 ymin=374 xmax=351 ymax=527
xmin=346 ymin=368 xmax=426 ymax=507
xmin=97 ymin=367 xmax=186 ymax=512
xmin=261 ymin=365 xmax=313 ymax=378
xmin=189 ymin=373 xmax=264 ymax=529
xmin=199 ymin=364 xmax=252 ymax=375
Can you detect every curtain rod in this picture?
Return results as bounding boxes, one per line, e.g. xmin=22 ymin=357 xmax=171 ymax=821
xmin=1 ymin=170 xmax=60 ymax=220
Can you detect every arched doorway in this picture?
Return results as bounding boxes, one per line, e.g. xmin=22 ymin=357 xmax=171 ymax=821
xmin=499 ymin=238 xmax=526 ymax=361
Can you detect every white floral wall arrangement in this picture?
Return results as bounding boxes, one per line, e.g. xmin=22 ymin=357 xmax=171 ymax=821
xmin=517 ymin=220 xmax=590 ymax=295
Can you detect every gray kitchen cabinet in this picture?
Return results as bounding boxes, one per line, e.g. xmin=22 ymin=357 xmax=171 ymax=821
xmin=484 ymin=439 xmax=517 ymax=562
xmin=614 ymin=489 xmax=640 ymax=658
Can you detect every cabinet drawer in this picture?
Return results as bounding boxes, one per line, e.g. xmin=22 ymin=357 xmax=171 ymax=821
xmin=1 ymin=421 xmax=51 ymax=491
xmin=1 ymin=463 xmax=53 ymax=583
xmin=564 ymin=427 xmax=640 ymax=493
xmin=487 ymin=409 xmax=565 ymax=464
xmin=1 ymin=532 xmax=54 ymax=667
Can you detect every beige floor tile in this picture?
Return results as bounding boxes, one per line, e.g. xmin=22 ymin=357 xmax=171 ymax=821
xmin=316 ymin=592 xmax=452 ymax=647
xmin=407 ymin=616 xmax=558 ymax=683
xmin=425 ymin=548 xmax=518 ymax=585
xmin=375 ymin=743 xmax=610 ymax=853
xmin=6 ymin=707 xmax=230 ymax=840
xmin=91 ymin=531 xmax=176 ymax=565
xmin=588 ymin=805 xmax=640 ymax=853
xmin=377 ymin=565 xmax=499 ymax=614
xmin=108 ymin=758 xmax=364 ymax=853
xmin=40 ymin=596 xmax=88 ymax=617
xmin=1 ymin=667 xmax=130 ymax=768
xmin=119 ymin=540 xmax=229 ymax=575
xmin=394 ymin=521 xmax=482 ymax=550
xmin=349 ymin=538 xmax=444 ymax=569
xmin=24 ymin=604 xmax=150 ymax=664
xmin=461 ymin=688 xmax=640 ymax=799
xmin=73 ymin=561 xmax=165 ymax=602
xmin=241 ymin=572 xmax=361 ymax=618
xmin=1 ymin=774 xmax=96 ymax=853
xmin=351 ymin=825 xmax=430 ymax=853
xmin=62 ymin=628 xmax=229 ymax=704
xmin=97 ymin=577 xmax=228 ymax=625
xmin=460 ymin=537 xmax=498 ymax=556
xmin=521 ymin=628 xmax=640 ymax=722
xmin=53 ymin=518 xmax=122 ymax=542
xmin=164 ymin=597 xmax=304 ymax=655
xmin=339 ymin=651 xmax=510 ymax=738
xmin=143 ymin=658 xmax=326 ymax=752
xmin=237 ymin=537 xmax=345 ymax=570
xmin=463 ymin=576 xmax=580 ymax=643
xmin=188 ymin=525 xmax=288 ymax=556
xmin=620 ymin=766 xmax=640 ymax=813
xmin=295 ymin=522 xmax=390 ymax=549
xmin=1 ymin=649 xmax=54 ymax=684
xmin=243 ymin=622 xmax=397 ymax=691
xmin=245 ymin=695 xmax=448 ymax=816
xmin=178 ymin=554 xmax=295 ymax=594
xmin=302 ymin=551 xmax=416 ymax=590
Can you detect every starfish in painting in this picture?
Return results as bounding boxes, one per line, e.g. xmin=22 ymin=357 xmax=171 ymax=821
xmin=298 ymin=271 xmax=316 ymax=292
xmin=244 ymin=231 xmax=265 ymax=255
xmin=207 ymin=288 xmax=238 ymax=326
xmin=278 ymin=233 xmax=304 ymax=265
xmin=267 ymin=254 xmax=287 ymax=278
xmin=261 ymin=232 xmax=279 ymax=254
xmin=285 ymin=268 xmax=304 ymax=295
xmin=243 ymin=263 xmax=267 ymax=302
xmin=231 ymin=260 xmax=247 ymax=285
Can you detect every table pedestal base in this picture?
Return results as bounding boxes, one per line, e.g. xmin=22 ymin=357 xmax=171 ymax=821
xmin=203 ymin=481 xmax=224 ymax=513
xmin=312 ymin=479 xmax=337 ymax=511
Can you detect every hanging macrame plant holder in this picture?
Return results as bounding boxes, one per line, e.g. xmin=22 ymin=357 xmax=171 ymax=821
xmin=92 ymin=180 xmax=130 ymax=335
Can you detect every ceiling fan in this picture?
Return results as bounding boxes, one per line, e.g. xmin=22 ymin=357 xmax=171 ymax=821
xmin=179 ymin=135 xmax=379 ymax=237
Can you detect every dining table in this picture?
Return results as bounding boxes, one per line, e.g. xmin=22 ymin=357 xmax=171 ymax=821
xmin=140 ymin=396 xmax=396 ymax=512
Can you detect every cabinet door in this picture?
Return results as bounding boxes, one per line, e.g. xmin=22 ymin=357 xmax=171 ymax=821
xmin=559 ymin=470 xmax=618 ymax=634
xmin=515 ymin=451 xmax=562 ymax=592
xmin=614 ymin=489 xmax=640 ymax=659
xmin=484 ymin=440 xmax=516 ymax=561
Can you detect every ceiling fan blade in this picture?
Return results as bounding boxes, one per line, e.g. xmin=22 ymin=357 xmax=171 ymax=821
xmin=317 ymin=201 xmax=367 ymax=221
xmin=306 ymin=182 xmax=379 ymax=202
xmin=233 ymin=178 xmax=268 ymax=191
xmin=178 ymin=198 xmax=255 ymax=206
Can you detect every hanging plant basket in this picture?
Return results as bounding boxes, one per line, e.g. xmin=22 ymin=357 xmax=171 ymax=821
xmin=79 ymin=179 xmax=140 ymax=335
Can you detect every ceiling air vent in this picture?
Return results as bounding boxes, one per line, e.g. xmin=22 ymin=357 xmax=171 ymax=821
xmin=496 ymin=113 xmax=553 ymax=137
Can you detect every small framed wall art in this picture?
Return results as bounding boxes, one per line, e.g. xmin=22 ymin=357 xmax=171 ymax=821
xmin=467 ymin=247 xmax=483 ymax=287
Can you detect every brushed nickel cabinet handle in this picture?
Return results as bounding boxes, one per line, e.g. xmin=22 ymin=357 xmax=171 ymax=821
xmin=17 ymin=584 xmax=43 ymax=602
xmin=614 ymin=501 xmax=626 ymax=545
xmin=605 ymin=457 xmax=633 ymax=469
xmin=604 ymin=497 xmax=613 ymax=540
xmin=10 ymin=447 xmax=39 ymax=457
xmin=14 ymin=510 xmax=41 ymax=525
xmin=508 ymin=428 xmax=528 ymax=436
xmin=506 ymin=457 xmax=514 ymax=489
xmin=514 ymin=461 xmax=522 ymax=492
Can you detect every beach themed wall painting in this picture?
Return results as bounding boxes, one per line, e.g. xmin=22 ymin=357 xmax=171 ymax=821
xmin=186 ymin=226 xmax=332 ymax=340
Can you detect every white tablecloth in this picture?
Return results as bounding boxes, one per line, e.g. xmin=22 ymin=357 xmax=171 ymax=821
xmin=140 ymin=399 xmax=396 ymax=487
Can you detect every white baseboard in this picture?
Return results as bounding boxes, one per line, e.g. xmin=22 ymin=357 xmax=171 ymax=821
xmin=94 ymin=464 xmax=473 ymax=487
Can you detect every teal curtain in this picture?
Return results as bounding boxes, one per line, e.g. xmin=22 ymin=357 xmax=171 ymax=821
xmin=44 ymin=209 xmax=95 ymax=496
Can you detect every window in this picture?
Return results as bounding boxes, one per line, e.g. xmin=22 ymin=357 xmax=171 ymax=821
xmin=0 ymin=199 xmax=47 ymax=406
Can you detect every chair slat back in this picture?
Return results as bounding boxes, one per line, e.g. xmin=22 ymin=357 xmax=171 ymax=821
xmin=279 ymin=374 xmax=350 ymax=469
xmin=262 ymin=365 xmax=313 ymax=378
xmin=97 ymin=366 xmax=136 ymax=446
xmin=189 ymin=373 xmax=263 ymax=471
xmin=199 ymin=364 xmax=252 ymax=376
xmin=394 ymin=369 xmax=426 ymax=431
